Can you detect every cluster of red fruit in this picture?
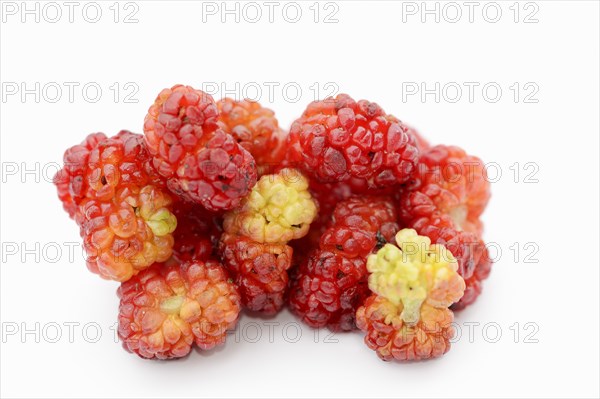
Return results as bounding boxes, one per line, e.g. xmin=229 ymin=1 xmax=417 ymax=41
xmin=54 ymin=85 xmax=491 ymax=361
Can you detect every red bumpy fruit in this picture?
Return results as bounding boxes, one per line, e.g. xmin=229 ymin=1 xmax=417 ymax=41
xmin=356 ymin=229 xmax=465 ymax=361
xmin=286 ymin=94 xmax=419 ymax=189
xmin=118 ymin=260 xmax=241 ymax=359
xmin=291 ymin=178 xmax=395 ymax=266
xmin=412 ymin=213 xmax=492 ymax=310
xmin=387 ymin=115 xmax=430 ymax=152
xmin=75 ymin=131 xmax=177 ymax=282
xmin=220 ymin=233 xmax=292 ymax=314
xmin=220 ymin=169 xmax=317 ymax=314
xmin=171 ymin=200 xmax=222 ymax=264
xmin=217 ymin=98 xmax=286 ymax=174
xmin=143 ymin=85 xmax=257 ymax=211
xmin=290 ymin=180 xmax=354 ymax=266
xmin=289 ymin=196 xmax=399 ymax=331
xmin=399 ymin=145 xmax=492 ymax=309
xmin=54 ymin=132 xmax=107 ymax=222
xmin=399 ymin=145 xmax=490 ymax=236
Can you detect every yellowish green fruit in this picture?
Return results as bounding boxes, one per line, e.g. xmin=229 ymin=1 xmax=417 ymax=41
xmin=146 ymin=208 xmax=178 ymax=236
xmin=367 ymin=228 xmax=465 ymax=325
xmin=223 ymin=168 xmax=317 ymax=243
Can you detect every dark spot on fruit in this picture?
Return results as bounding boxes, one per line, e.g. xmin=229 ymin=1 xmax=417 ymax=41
xmin=375 ymin=231 xmax=387 ymax=249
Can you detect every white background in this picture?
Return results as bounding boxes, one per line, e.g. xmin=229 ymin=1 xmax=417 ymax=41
xmin=1 ymin=1 xmax=599 ymax=398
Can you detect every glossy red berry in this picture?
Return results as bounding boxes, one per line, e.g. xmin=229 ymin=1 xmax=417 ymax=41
xmin=219 ymin=233 xmax=292 ymax=314
xmin=287 ymin=94 xmax=419 ymax=188
xmin=410 ymin=212 xmax=491 ymax=310
xmin=217 ymin=98 xmax=286 ymax=173
xmin=144 ymin=85 xmax=257 ymax=211
xmin=398 ymin=145 xmax=492 ymax=309
xmin=220 ymin=169 xmax=317 ymax=314
xmin=399 ymin=145 xmax=490 ymax=236
xmin=289 ymin=196 xmax=399 ymax=331
xmin=118 ymin=261 xmax=241 ymax=359
xmin=54 ymin=132 xmax=107 ymax=221
xmin=171 ymin=200 xmax=222 ymax=264
xmin=56 ymin=131 xmax=177 ymax=282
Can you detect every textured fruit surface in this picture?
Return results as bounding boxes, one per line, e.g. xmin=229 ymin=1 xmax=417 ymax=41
xmin=220 ymin=233 xmax=292 ymax=314
xmin=84 ymin=131 xmax=165 ymax=201
xmin=287 ymin=94 xmax=419 ymax=188
xmin=356 ymin=229 xmax=465 ymax=361
xmin=118 ymin=260 xmax=241 ymax=359
xmin=220 ymin=168 xmax=316 ymax=314
xmin=410 ymin=212 xmax=491 ymax=309
xmin=291 ymin=180 xmax=354 ymax=265
xmin=329 ymin=196 xmax=398 ymax=241
xmin=366 ymin=229 xmax=465 ymax=317
xmin=223 ymin=168 xmax=317 ymax=243
xmin=144 ymin=85 xmax=219 ymax=176
xmin=54 ymin=132 xmax=107 ymax=221
xmin=81 ymin=187 xmax=176 ymax=282
xmin=399 ymin=145 xmax=490 ymax=236
xmin=217 ymin=98 xmax=286 ymax=172
xmin=291 ymin=179 xmax=394 ymax=265
xmin=144 ymin=85 xmax=257 ymax=211
xmin=387 ymin=115 xmax=430 ymax=152
xmin=53 ymin=88 xmax=495 ymax=362
xmin=398 ymin=145 xmax=492 ymax=309
xmin=356 ymin=295 xmax=455 ymax=361
xmin=171 ymin=201 xmax=222 ymax=263
xmin=452 ymin=243 xmax=492 ymax=310
xmin=290 ymin=251 xmax=369 ymax=331
xmin=70 ymin=131 xmax=177 ymax=282
xmin=310 ymin=180 xmax=354 ymax=220
xmin=289 ymin=196 xmax=399 ymax=331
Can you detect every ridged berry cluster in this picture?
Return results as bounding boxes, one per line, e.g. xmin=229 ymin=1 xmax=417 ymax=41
xmin=118 ymin=260 xmax=241 ymax=359
xmin=220 ymin=168 xmax=317 ymax=314
xmin=54 ymin=132 xmax=107 ymax=221
xmin=287 ymin=94 xmax=419 ymax=189
xmin=289 ymin=196 xmax=399 ymax=331
xmin=55 ymin=131 xmax=177 ymax=281
xmin=54 ymin=87 xmax=493 ymax=362
xmin=399 ymin=145 xmax=492 ymax=309
xmin=356 ymin=229 xmax=465 ymax=361
xmin=144 ymin=85 xmax=257 ymax=211
xmin=217 ymin=98 xmax=286 ymax=174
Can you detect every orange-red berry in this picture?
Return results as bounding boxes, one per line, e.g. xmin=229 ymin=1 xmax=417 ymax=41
xmin=118 ymin=260 xmax=241 ymax=359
